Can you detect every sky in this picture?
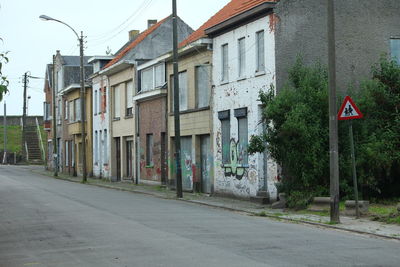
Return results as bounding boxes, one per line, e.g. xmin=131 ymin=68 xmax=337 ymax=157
xmin=0 ymin=0 xmax=230 ymax=116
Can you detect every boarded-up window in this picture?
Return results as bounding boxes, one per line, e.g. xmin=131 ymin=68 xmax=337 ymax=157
xmin=104 ymin=130 xmax=108 ymax=163
xmin=113 ymin=85 xmax=120 ymax=118
xmin=236 ymin=107 xmax=248 ymax=165
xmin=94 ymin=131 xmax=98 ymax=164
xmin=221 ymin=44 xmax=229 ymax=82
xmin=65 ymin=141 xmax=69 ymax=167
xmin=238 ymin=37 xmax=246 ymax=78
xmin=195 ymin=65 xmax=210 ymax=108
xmin=218 ymin=110 xmax=230 ymax=164
xmin=256 ymin=30 xmax=265 ymax=72
xmin=391 ymin=38 xmax=400 ymax=64
xmin=146 ymin=134 xmax=153 ymax=166
xmin=126 ymin=81 xmax=133 ymax=116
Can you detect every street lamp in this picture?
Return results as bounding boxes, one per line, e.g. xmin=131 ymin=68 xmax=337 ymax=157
xmin=39 ymin=14 xmax=87 ymax=182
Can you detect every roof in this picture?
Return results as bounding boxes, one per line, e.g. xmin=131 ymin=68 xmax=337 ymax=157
xmin=61 ymin=55 xmax=92 ymax=66
xmin=103 ymin=15 xmax=170 ymax=69
xmin=179 ymin=0 xmax=275 ymax=48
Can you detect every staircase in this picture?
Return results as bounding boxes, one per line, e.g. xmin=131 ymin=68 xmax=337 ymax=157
xmin=24 ymin=126 xmax=43 ymax=164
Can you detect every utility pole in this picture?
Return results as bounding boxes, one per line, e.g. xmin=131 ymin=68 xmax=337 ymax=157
xmin=79 ymin=31 xmax=87 ymax=182
xmin=327 ymin=0 xmax=340 ymax=223
xmin=3 ymin=102 xmax=6 ymax=164
xmin=52 ymin=55 xmax=58 ymax=177
xmin=22 ymin=72 xmax=28 ymax=162
xmin=172 ymin=0 xmax=183 ymax=198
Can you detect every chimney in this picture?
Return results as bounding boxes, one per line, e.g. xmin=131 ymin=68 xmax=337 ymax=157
xmin=147 ymin=19 xmax=157 ymax=29
xmin=129 ymin=30 xmax=140 ymax=41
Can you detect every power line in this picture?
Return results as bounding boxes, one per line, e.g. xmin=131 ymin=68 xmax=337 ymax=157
xmin=87 ymin=0 xmax=155 ymax=44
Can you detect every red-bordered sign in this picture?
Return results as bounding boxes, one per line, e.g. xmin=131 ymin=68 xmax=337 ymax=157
xmin=338 ymin=96 xmax=363 ymax=120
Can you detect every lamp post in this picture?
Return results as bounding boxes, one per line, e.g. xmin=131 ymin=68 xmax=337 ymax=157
xmin=40 ymin=15 xmax=87 ymax=182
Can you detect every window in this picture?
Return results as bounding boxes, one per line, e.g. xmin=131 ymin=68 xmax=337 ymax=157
xmin=256 ymin=30 xmax=265 ymax=72
xmin=43 ymin=102 xmax=51 ymax=121
xmin=64 ymin=100 xmax=68 ymax=120
xmin=140 ymin=63 xmax=165 ymax=92
xmin=195 ymin=65 xmax=210 ymax=108
xmin=391 ymin=38 xmax=400 ymax=64
xmin=146 ymin=134 xmax=153 ymax=166
xmin=235 ymin=108 xmax=248 ymax=165
xmin=154 ymin=64 xmax=165 ymax=88
xmin=99 ymin=130 xmax=102 ymax=165
xmin=238 ymin=37 xmax=246 ymax=78
xmin=170 ymin=71 xmax=188 ymax=111
xmin=94 ymin=90 xmax=98 ymax=115
xmin=113 ymin=85 xmax=120 ymax=119
xmin=74 ymin=98 xmax=81 ymax=121
xmin=218 ymin=110 xmax=230 ymax=164
xmin=141 ymin=68 xmax=153 ymax=92
xmin=94 ymin=131 xmax=98 ymax=164
xmin=221 ymin=44 xmax=229 ymax=82
xmin=69 ymin=101 xmax=74 ymax=122
xmin=126 ymin=81 xmax=133 ymax=116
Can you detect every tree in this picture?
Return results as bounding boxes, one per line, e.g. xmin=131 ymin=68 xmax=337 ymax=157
xmin=0 ymin=38 xmax=9 ymax=102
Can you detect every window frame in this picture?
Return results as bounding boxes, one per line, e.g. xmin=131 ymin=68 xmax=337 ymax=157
xmin=256 ymin=30 xmax=265 ymax=73
xmin=195 ymin=64 xmax=210 ymax=109
xmin=221 ymin=43 xmax=229 ymax=83
xmin=238 ymin=37 xmax=246 ymax=79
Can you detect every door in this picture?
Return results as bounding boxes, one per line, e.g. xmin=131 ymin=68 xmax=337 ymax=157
xmin=161 ymin=132 xmax=167 ymax=185
xmin=200 ymin=135 xmax=211 ymax=193
xmin=181 ymin=136 xmax=192 ymax=191
xmin=126 ymin=140 xmax=133 ymax=179
xmin=115 ymin=137 xmax=121 ymax=181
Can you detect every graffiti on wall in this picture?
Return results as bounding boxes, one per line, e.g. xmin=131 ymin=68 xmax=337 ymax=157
xmin=223 ymin=139 xmax=248 ymax=180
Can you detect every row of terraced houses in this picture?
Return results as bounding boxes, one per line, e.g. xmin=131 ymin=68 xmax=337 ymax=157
xmin=42 ymin=0 xmax=400 ymax=202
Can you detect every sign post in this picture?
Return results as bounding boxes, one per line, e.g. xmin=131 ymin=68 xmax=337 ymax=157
xmin=338 ymin=96 xmax=363 ymax=218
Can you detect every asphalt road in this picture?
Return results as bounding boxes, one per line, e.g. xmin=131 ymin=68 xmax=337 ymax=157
xmin=0 ymin=165 xmax=399 ymax=267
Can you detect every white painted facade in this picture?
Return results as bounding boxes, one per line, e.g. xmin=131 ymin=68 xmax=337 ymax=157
xmin=91 ymin=74 xmax=111 ymax=178
xmin=212 ymin=14 xmax=278 ymax=200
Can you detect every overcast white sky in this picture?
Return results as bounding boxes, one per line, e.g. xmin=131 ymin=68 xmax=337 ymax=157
xmin=0 ymin=0 xmax=230 ymax=116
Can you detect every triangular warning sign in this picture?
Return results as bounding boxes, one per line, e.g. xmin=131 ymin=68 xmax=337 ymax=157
xmin=338 ymin=96 xmax=363 ymax=120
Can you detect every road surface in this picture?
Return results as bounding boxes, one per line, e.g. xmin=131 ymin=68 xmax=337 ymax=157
xmin=0 ymin=165 xmax=399 ymax=267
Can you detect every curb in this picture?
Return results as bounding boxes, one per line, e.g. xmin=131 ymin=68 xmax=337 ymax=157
xmin=31 ymin=168 xmax=400 ymax=242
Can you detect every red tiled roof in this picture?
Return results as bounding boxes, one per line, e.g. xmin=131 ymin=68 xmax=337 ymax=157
xmin=179 ymin=0 xmax=275 ymax=48
xmin=103 ymin=16 xmax=170 ymax=69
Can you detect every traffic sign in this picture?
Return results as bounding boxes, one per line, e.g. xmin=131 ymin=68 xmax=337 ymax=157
xmin=338 ymin=96 xmax=363 ymax=120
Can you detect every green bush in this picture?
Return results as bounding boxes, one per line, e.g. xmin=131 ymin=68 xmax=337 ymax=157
xmin=249 ymin=57 xmax=400 ymax=204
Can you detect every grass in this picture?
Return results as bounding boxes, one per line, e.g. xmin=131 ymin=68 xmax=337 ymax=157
xmin=369 ymin=203 xmax=400 ymax=225
xmin=0 ymin=125 xmax=22 ymax=152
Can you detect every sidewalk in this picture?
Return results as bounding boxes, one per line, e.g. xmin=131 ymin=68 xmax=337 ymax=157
xmin=31 ymin=166 xmax=400 ymax=241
